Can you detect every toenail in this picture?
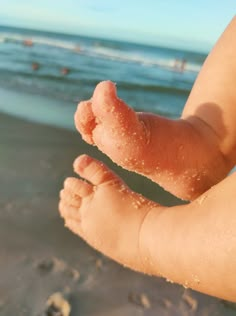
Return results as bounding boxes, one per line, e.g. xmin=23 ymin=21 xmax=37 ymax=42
xmin=74 ymin=154 xmax=93 ymax=171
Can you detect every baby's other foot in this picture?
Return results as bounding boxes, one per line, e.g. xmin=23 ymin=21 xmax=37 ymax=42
xmin=59 ymin=154 xmax=158 ymax=271
xmin=75 ymin=81 xmax=229 ymax=200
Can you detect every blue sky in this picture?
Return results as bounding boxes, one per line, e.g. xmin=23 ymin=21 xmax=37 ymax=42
xmin=0 ymin=0 xmax=235 ymax=51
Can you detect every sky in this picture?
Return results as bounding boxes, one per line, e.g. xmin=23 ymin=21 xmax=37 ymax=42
xmin=0 ymin=0 xmax=235 ymax=51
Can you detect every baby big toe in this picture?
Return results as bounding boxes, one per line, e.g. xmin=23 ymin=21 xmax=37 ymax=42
xmin=73 ymin=154 xmax=122 ymax=186
xmin=92 ymin=81 xmax=137 ymax=130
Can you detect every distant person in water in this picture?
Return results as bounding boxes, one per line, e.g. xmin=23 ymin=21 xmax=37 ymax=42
xmin=23 ymin=39 xmax=33 ymax=47
xmin=180 ymin=59 xmax=186 ymax=72
xmin=59 ymin=17 xmax=236 ymax=301
xmin=74 ymin=45 xmax=81 ymax=53
xmin=31 ymin=62 xmax=40 ymax=71
xmin=174 ymin=58 xmax=186 ymax=72
xmin=61 ymin=67 xmax=70 ymax=76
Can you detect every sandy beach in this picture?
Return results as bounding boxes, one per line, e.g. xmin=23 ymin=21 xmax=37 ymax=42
xmin=0 ymin=112 xmax=235 ymax=315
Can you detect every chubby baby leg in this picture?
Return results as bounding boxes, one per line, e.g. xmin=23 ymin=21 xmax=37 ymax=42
xmin=59 ymin=155 xmax=236 ymax=301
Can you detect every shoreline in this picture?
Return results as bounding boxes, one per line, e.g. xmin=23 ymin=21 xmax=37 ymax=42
xmin=0 ymin=85 xmax=77 ymax=131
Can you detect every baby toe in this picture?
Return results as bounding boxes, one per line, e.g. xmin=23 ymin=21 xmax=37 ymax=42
xmin=59 ymin=200 xmax=80 ymax=221
xmin=64 ymin=177 xmax=93 ymax=197
xmin=73 ymin=154 xmax=123 ymax=186
xmin=60 ymin=189 xmax=82 ymax=208
xmin=75 ymin=100 xmax=96 ymax=144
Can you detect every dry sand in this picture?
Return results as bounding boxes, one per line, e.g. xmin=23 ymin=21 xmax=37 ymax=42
xmin=0 ymin=113 xmax=235 ymax=315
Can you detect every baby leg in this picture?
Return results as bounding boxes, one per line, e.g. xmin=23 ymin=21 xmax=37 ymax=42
xmin=59 ymin=155 xmax=236 ymax=301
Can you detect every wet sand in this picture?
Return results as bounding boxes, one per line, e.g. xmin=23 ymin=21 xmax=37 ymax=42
xmin=0 ymin=112 xmax=234 ymax=315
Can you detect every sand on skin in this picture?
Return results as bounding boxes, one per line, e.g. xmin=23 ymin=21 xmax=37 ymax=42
xmin=0 ymin=112 xmax=235 ymax=315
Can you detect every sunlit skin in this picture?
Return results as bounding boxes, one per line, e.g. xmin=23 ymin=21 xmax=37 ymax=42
xmin=59 ymin=154 xmax=236 ymax=301
xmin=75 ymin=17 xmax=236 ymax=201
xmin=60 ymin=17 xmax=236 ymax=301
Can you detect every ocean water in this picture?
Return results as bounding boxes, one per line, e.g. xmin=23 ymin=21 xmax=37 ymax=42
xmin=0 ymin=25 xmax=207 ymax=128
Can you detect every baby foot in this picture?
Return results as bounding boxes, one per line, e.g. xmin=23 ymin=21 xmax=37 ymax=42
xmin=59 ymin=154 xmax=159 ymax=271
xmin=75 ymin=81 xmax=229 ymax=200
